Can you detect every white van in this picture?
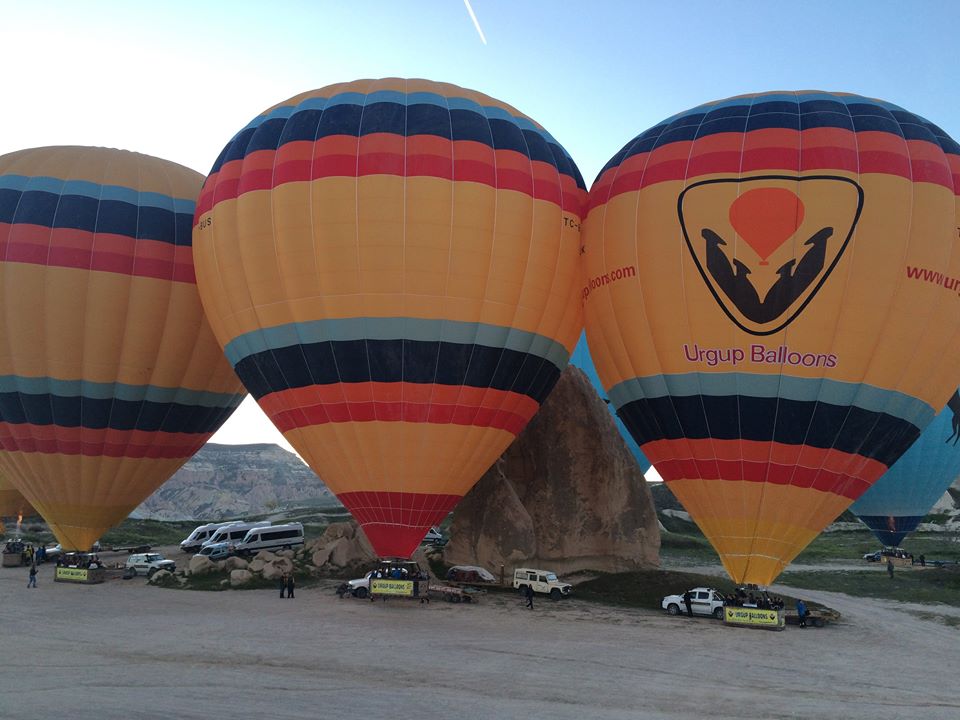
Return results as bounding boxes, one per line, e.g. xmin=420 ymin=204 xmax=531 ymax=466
xmin=235 ymin=523 xmax=305 ymax=555
xmin=180 ymin=522 xmax=236 ymax=553
xmin=200 ymin=521 xmax=272 ymax=550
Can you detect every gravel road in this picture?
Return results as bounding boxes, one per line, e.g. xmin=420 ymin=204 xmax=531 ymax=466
xmin=1 ymin=553 xmax=958 ymax=720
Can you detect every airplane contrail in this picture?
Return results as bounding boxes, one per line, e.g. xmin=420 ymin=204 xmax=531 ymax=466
xmin=463 ymin=0 xmax=487 ymax=45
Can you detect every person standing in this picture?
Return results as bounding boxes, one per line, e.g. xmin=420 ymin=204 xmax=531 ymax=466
xmin=524 ymin=584 xmax=534 ymax=609
xmin=919 ymin=554 xmax=926 ymax=567
xmin=887 ymin=557 xmax=895 ymax=579
xmin=27 ymin=562 xmax=37 ymax=588
xmin=796 ymin=599 xmax=807 ymax=628
xmin=683 ymin=590 xmax=694 ymax=617
xmin=286 ymin=573 xmax=295 ymax=599
xmin=279 ymin=573 xmax=288 ymax=598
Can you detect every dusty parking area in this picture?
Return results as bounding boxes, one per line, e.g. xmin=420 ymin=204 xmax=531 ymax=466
xmin=1 ymin=554 xmax=959 ymax=720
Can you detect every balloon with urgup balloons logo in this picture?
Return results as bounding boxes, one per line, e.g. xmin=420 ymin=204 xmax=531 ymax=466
xmin=582 ymin=91 xmax=960 ymax=585
xmin=193 ymin=78 xmax=586 ymax=559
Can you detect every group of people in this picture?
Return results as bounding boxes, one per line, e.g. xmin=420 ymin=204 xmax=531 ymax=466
xmin=722 ymin=588 xmax=785 ymax=610
xmin=3 ymin=540 xmax=48 ymax=566
xmin=56 ymin=553 xmax=102 ymax=569
xmin=371 ymin=565 xmax=428 ymax=580
xmin=279 ymin=572 xmax=296 ymax=598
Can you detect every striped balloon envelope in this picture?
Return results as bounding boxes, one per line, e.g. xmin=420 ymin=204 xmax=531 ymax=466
xmin=851 ymin=389 xmax=960 ymax=546
xmin=0 ymin=147 xmax=246 ymax=551
xmin=193 ymin=79 xmax=586 ymax=559
xmin=582 ymin=91 xmax=960 ymax=585
xmin=0 ymin=472 xmax=34 ymax=520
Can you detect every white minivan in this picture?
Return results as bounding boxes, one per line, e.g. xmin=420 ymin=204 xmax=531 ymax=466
xmin=180 ymin=522 xmax=236 ymax=553
xmin=235 ymin=523 xmax=305 ymax=555
xmin=200 ymin=521 xmax=272 ymax=551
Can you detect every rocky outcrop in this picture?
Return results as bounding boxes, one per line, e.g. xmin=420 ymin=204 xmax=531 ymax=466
xmin=229 ymin=569 xmax=253 ymax=587
xmin=188 ymin=555 xmax=218 ymax=576
xmin=445 ymin=366 xmax=660 ymax=575
xmin=134 ymin=443 xmax=337 ymax=521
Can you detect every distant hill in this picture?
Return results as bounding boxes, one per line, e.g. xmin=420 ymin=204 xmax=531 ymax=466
xmin=134 ymin=443 xmax=338 ymax=521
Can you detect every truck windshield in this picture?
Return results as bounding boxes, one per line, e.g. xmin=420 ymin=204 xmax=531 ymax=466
xmin=546 ymin=573 xmax=558 ymax=582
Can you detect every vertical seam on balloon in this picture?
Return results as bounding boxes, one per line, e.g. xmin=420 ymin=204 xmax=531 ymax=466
xmin=400 ymin=78 xmax=410 ymax=536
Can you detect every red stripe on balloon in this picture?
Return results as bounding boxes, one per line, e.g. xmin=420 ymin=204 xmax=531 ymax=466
xmin=0 ymin=422 xmax=209 ymax=459
xmin=643 ymin=437 xmax=884 ymax=501
xmin=258 ymin=382 xmax=536 ymax=435
xmin=196 ymin=140 xmax=581 ymax=217
xmin=0 ymin=223 xmax=196 ymax=283
xmin=338 ymin=490 xmax=461 ymax=558
xmin=588 ymin=131 xmax=956 ymax=214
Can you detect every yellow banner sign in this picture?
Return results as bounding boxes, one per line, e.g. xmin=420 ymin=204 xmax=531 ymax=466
xmin=723 ymin=607 xmax=784 ymax=629
xmin=56 ymin=567 xmax=89 ymax=582
xmin=371 ymin=579 xmax=414 ymax=596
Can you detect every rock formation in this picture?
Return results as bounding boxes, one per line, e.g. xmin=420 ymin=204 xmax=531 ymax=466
xmin=445 ymin=365 xmax=660 ymax=575
xmin=134 ymin=443 xmax=336 ymax=521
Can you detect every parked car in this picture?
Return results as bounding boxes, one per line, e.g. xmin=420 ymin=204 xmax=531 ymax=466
xmin=197 ymin=542 xmax=235 ymax=561
xmin=345 ymin=570 xmax=375 ymax=599
xmin=512 ymin=568 xmax=572 ymax=600
xmin=180 ymin=522 xmax=237 ymax=553
xmin=125 ymin=553 xmax=176 ymax=577
xmin=661 ymin=587 xmax=726 ymax=619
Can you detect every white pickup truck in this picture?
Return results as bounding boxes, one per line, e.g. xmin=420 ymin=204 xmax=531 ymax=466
xmin=661 ymin=587 xmax=725 ymax=619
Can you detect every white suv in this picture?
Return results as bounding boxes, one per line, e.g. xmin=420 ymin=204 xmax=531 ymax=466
xmin=512 ymin=568 xmax=572 ymax=600
xmin=126 ymin=553 xmax=176 ymax=577
xmin=661 ymin=587 xmax=725 ymax=619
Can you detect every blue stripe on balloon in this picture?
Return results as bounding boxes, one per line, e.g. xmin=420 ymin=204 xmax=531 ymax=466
xmin=0 ymin=175 xmax=195 ymax=214
xmin=607 ymin=372 xmax=935 ymax=430
xmin=223 ymin=317 xmax=570 ymax=371
xmin=0 ymin=375 xmax=242 ymax=408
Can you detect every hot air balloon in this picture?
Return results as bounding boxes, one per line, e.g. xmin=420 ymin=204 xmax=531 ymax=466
xmin=0 ymin=472 xmax=34 ymax=519
xmin=851 ymin=389 xmax=960 ymax=546
xmin=0 ymin=146 xmax=246 ymax=551
xmin=570 ymin=332 xmax=650 ymax=472
xmin=582 ymin=91 xmax=960 ymax=585
xmin=193 ymin=78 xmax=585 ymax=559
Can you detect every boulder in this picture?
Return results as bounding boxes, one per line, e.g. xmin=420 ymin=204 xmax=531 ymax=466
xmin=230 ymin=569 xmax=253 ymax=587
xmin=248 ymin=558 xmax=266 ymax=573
xmin=276 ymin=549 xmax=295 ymax=559
xmin=309 ymin=522 xmax=376 ymax=569
xmin=446 ymin=365 xmax=660 ymax=575
xmin=148 ymin=569 xmax=172 ymax=585
xmin=254 ymin=550 xmax=277 ymax=564
xmin=262 ymin=562 xmax=286 ymax=581
xmin=223 ymin=556 xmax=249 ymax=572
xmin=311 ymin=546 xmax=333 ymax=568
xmin=188 ymin=555 xmax=219 ymax=576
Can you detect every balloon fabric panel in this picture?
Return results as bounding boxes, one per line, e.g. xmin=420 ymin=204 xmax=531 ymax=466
xmin=0 ymin=146 xmax=246 ymax=551
xmin=194 ymin=79 xmax=586 ymax=558
xmin=851 ymin=389 xmax=960 ymax=545
xmin=582 ymin=91 xmax=960 ymax=585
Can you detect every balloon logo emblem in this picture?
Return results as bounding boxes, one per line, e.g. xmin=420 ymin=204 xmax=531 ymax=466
xmin=678 ymin=175 xmax=864 ymax=335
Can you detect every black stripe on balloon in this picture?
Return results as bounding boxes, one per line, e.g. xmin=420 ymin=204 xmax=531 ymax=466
xmin=617 ymin=395 xmax=920 ymax=468
xmin=856 ymin=516 xmax=921 ymax=547
xmin=0 ymin=190 xmax=193 ymax=246
xmin=209 ymin=102 xmax=587 ymax=190
xmin=596 ymin=100 xmax=958 ymax=180
xmin=0 ymin=392 xmax=242 ymax=434
xmin=232 ymin=339 xmax=563 ymax=403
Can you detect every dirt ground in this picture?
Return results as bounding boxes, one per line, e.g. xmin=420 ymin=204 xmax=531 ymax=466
xmin=1 ymin=550 xmax=958 ymax=720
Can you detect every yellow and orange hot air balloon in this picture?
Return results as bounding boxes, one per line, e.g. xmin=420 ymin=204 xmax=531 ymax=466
xmin=0 ymin=146 xmax=246 ymax=551
xmin=582 ymin=91 xmax=960 ymax=585
xmin=193 ymin=78 xmax=585 ymax=558
xmin=0 ymin=472 xmax=34 ymax=521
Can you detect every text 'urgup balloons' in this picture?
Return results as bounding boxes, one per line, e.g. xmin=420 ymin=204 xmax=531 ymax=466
xmin=851 ymin=389 xmax=960 ymax=546
xmin=0 ymin=147 xmax=246 ymax=551
xmin=582 ymin=91 xmax=960 ymax=586
xmin=193 ymin=79 xmax=586 ymax=559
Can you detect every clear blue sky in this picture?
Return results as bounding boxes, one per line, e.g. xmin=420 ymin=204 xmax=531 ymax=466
xmin=3 ymin=0 xmax=958 ymax=448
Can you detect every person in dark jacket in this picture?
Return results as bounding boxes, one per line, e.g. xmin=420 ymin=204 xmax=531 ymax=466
xmin=286 ymin=573 xmax=295 ymax=599
xmin=683 ymin=590 xmax=693 ymax=617
xmin=887 ymin=558 xmax=895 ymax=579
xmin=279 ymin=573 xmax=288 ymax=598
xmin=796 ymin=599 xmax=807 ymax=628
xmin=524 ymin=584 xmax=534 ymax=609
xmin=27 ymin=562 xmax=37 ymax=588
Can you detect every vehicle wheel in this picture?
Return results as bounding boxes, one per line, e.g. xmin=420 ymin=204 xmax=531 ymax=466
xmin=128 ymin=567 xmax=137 ymax=577
xmin=550 ymin=588 xmax=562 ymax=601
xmin=666 ymin=603 xmax=680 ymax=616
xmin=356 ymin=587 xmax=368 ymax=599
xmin=283 ymin=545 xmax=291 ymax=550
xmin=813 ymin=618 xmax=825 ymax=628
xmin=713 ymin=607 xmax=724 ymax=620
xmin=517 ymin=584 xmax=527 ymax=595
